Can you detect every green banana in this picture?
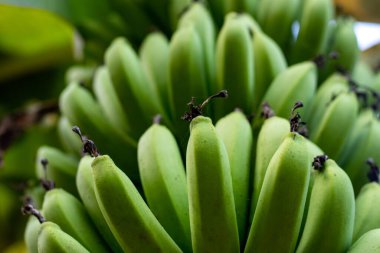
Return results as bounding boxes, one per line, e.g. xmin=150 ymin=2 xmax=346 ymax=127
xmin=24 ymin=216 xmax=40 ymax=253
xmin=290 ymin=0 xmax=334 ymax=64
xmin=41 ymin=188 xmax=110 ymax=252
xmin=260 ymin=61 xmax=317 ymax=118
xmin=303 ymin=73 xmax=349 ymax=130
xmin=178 ymin=2 xmax=216 ymax=96
xmin=215 ymin=15 xmax=254 ymax=118
xmin=338 ymin=108 xmax=374 ymax=165
xmin=92 ymin=154 xmax=182 ymax=252
xmin=65 ymin=65 xmax=95 ymax=89
xmin=168 ymin=24 xmax=209 ymax=146
xmin=256 ymin=0 xmax=301 ymax=51
xmin=348 ymin=229 xmax=380 ymax=253
xmin=59 ymin=82 xmax=138 ymax=181
xmin=295 ymin=156 xmax=355 ymax=253
xmin=225 ymin=12 xmax=261 ymax=32
xmin=57 ymin=117 xmax=82 ymax=157
xmin=37 ymin=221 xmax=89 ymax=253
xmin=93 ymin=66 xmax=132 ymax=138
xmin=252 ymin=30 xmax=287 ymax=111
xmin=343 ymin=110 xmax=380 ymax=194
xmin=35 ymin=146 xmax=78 ymax=196
xmin=309 ymin=91 xmax=359 ymax=160
xmin=105 ymin=37 xmax=168 ymax=139
xmin=250 ymin=114 xmax=290 ymax=220
xmin=352 ymin=159 xmax=380 ymax=242
xmin=319 ymin=16 xmax=359 ymax=81
xmin=139 ymin=32 xmax=172 ymax=116
xmin=76 ymin=155 xmax=123 ymax=253
xmin=245 ymin=132 xmax=311 ymax=253
xmin=215 ymin=109 xmax=253 ymax=243
xmin=186 ymin=115 xmax=240 ymax=252
xmin=137 ymin=118 xmax=191 ymax=252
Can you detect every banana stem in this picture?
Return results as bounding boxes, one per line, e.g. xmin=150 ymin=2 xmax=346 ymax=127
xmin=72 ymin=126 xmax=99 ymax=157
xmin=312 ymin=155 xmax=329 ymax=171
xmin=22 ymin=203 xmax=46 ymax=224
xmin=182 ymin=90 xmax=228 ymax=121
xmin=289 ymin=101 xmax=308 ymax=136
xmin=261 ymin=102 xmax=275 ymax=119
xmin=40 ymin=158 xmax=55 ymax=191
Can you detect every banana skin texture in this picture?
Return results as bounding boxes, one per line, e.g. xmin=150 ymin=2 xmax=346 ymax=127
xmin=295 ymin=159 xmax=355 ymax=253
xmin=37 ymin=222 xmax=89 ymax=253
xmin=186 ymin=116 xmax=240 ymax=253
xmin=92 ymin=155 xmax=182 ymax=253
xmin=138 ymin=122 xmax=191 ymax=252
xmin=245 ymin=132 xmax=310 ymax=253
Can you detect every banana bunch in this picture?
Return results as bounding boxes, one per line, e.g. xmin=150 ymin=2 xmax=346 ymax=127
xmin=16 ymin=0 xmax=380 ymax=252
xmin=24 ymin=97 xmax=380 ymax=253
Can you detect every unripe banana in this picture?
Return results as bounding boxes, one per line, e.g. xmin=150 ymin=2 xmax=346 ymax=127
xmin=92 ymin=154 xmax=182 ymax=252
xmin=93 ymin=66 xmax=132 ymax=138
xmin=256 ymin=0 xmax=301 ymax=51
xmin=352 ymin=160 xmax=380 ymax=242
xmin=215 ymin=110 xmax=253 ymax=243
xmin=245 ymin=132 xmax=310 ymax=253
xmin=225 ymin=12 xmax=261 ymax=33
xmin=76 ymin=156 xmax=123 ymax=253
xmin=41 ymin=188 xmax=110 ymax=253
xmin=252 ymin=31 xmax=287 ymax=112
xmin=139 ymin=32 xmax=171 ymax=116
xmin=250 ymin=115 xmax=289 ymax=219
xmin=24 ymin=216 xmax=40 ymax=253
xmin=295 ymin=157 xmax=355 ymax=253
xmin=137 ymin=119 xmax=191 ymax=252
xmin=36 ymin=146 xmax=78 ymax=196
xmin=344 ymin=112 xmax=380 ymax=194
xmin=348 ymin=229 xmax=380 ymax=253
xmin=338 ymin=108 xmax=374 ymax=165
xmin=59 ymin=82 xmax=138 ymax=181
xmin=260 ymin=61 xmax=317 ymax=118
xmin=309 ymin=92 xmax=359 ymax=160
xmin=303 ymin=73 xmax=349 ymax=130
xmin=319 ymin=16 xmax=359 ymax=81
xmin=290 ymin=0 xmax=334 ymax=63
xmin=37 ymin=221 xmax=89 ymax=253
xmin=178 ymin=2 xmax=216 ymax=96
xmin=215 ymin=15 xmax=254 ymax=118
xmin=105 ymin=37 xmax=168 ymax=139
xmin=57 ymin=117 xmax=82 ymax=157
xmin=168 ymin=25 xmax=208 ymax=147
xmin=186 ymin=115 xmax=240 ymax=252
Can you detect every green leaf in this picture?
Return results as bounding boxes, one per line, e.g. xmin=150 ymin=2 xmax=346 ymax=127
xmin=0 ymin=4 xmax=81 ymax=82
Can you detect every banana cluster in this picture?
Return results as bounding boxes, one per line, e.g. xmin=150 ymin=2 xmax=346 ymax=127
xmin=20 ymin=1 xmax=380 ymax=253
xmin=24 ymin=105 xmax=380 ymax=252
